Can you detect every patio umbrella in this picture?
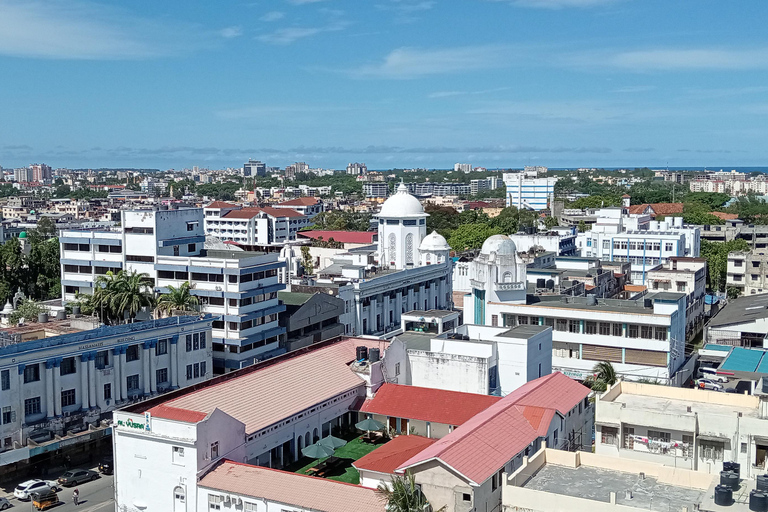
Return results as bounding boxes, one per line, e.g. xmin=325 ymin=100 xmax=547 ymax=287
xmin=356 ymin=417 xmax=385 ymax=431
xmin=301 ymin=441 xmax=335 ymax=459
xmin=319 ymin=435 xmax=347 ymax=449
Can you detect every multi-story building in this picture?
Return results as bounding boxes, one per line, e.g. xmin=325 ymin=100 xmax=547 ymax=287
xmin=59 ymin=208 xmax=286 ymax=372
xmin=726 ymin=250 xmax=768 ymax=295
xmin=595 ymin=380 xmax=768 ymax=478
xmin=578 ymin=208 xmax=701 ymax=284
xmin=645 ymin=257 xmax=706 ymax=336
xmin=0 ymin=315 xmax=212 ymax=466
xmin=13 ymin=167 xmax=33 ymax=183
xmin=503 ymin=171 xmax=558 ymax=211
xmin=140 ymin=177 xmax=168 ymax=195
xmin=509 ymin=226 xmax=578 ymax=256
xmin=271 ymin=196 xmax=323 ymax=218
xmin=464 ymin=235 xmax=688 ymax=383
xmin=203 ymin=202 xmax=310 ymax=245
xmin=346 ymin=162 xmax=367 ymax=175
xmin=363 ymin=182 xmax=389 ymax=198
xmin=454 ymin=163 xmax=473 ymax=173
xmin=705 ymin=293 xmax=768 ymax=347
xmin=30 ymin=163 xmax=52 ymax=183
xmin=242 ymin=159 xmax=266 ymax=177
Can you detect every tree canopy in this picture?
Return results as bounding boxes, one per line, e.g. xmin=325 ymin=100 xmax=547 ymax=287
xmin=700 ymin=238 xmax=749 ymax=292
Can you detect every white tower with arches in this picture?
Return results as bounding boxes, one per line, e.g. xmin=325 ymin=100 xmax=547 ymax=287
xmin=419 ymin=230 xmax=451 ymax=266
xmin=376 ymin=183 xmax=428 ymax=270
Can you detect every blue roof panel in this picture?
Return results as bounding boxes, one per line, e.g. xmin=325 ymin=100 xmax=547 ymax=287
xmin=720 ymin=347 xmax=766 ymax=373
xmin=704 ymin=344 xmax=733 ymax=352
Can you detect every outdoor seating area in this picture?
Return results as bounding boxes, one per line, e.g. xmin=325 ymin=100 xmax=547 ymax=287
xmin=287 ymin=435 xmax=389 ymax=484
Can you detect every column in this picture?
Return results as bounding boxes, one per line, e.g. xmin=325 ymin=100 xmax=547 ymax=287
xmin=419 ymin=284 xmax=426 ymax=310
xmin=119 ymin=350 xmax=128 ymax=400
xmin=53 ymin=361 xmax=62 ymax=416
xmin=142 ymin=343 xmax=151 ymax=395
xmin=395 ymin=290 xmax=403 ymax=325
xmin=112 ymin=347 xmax=122 ymax=402
xmin=438 ymin=279 xmax=446 ymax=309
xmin=80 ymin=354 xmax=90 ymax=409
xmin=407 ymin=287 xmax=414 ymax=312
xmin=170 ymin=336 xmax=179 ymax=389
xmin=149 ymin=341 xmax=157 ymax=394
xmin=45 ymin=362 xmax=54 ymax=418
xmin=370 ymin=296 xmax=378 ymax=333
xmin=355 ymin=298 xmax=363 ymax=335
xmin=88 ymin=357 xmax=97 ymax=408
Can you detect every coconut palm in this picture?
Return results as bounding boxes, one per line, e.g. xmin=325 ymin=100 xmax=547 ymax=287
xmin=156 ymin=282 xmax=199 ymax=317
xmin=376 ymin=473 xmax=436 ymax=512
xmin=91 ymin=271 xmax=120 ymax=325
xmin=588 ymin=361 xmax=618 ymax=392
xmin=109 ymin=270 xmax=155 ymax=323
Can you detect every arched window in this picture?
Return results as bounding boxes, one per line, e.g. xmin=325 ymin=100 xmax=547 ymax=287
xmin=388 ymin=233 xmax=397 ymax=265
xmin=313 ymin=428 xmax=319 ymax=443
xmin=173 ymin=486 xmax=185 ymax=512
xmin=304 ymin=432 xmax=310 ymax=447
xmin=405 ymin=233 xmax=414 ymax=265
xmin=503 ymin=271 xmax=513 ymax=283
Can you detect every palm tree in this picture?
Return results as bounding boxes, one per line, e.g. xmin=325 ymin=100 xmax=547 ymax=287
xmin=588 ymin=361 xmax=618 ymax=392
xmin=156 ymin=282 xmax=199 ymax=317
xmin=109 ymin=270 xmax=155 ymax=323
xmin=91 ymin=271 xmax=120 ymax=325
xmin=376 ymin=473 xmax=436 ymax=512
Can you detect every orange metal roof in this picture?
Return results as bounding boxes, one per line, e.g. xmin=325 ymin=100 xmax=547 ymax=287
xmin=147 ymin=404 xmax=208 ymax=423
xmin=204 ymin=201 xmax=238 ymax=209
xmin=278 ymin=197 xmax=320 ymax=206
xmin=353 ymin=435 xmax=436 ymax=475
xmin=223 ymin=206 xmax=304 ymax=219
xmin=200 ymin=461 xmax=383 ymax=512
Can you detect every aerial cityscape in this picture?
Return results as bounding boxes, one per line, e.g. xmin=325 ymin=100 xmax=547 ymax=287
xmin=2 ymin=1 xmax=768 ymax=512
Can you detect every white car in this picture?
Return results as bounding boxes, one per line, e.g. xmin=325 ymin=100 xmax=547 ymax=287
xmin=13 ymin=479 xmax=58 ymax=500
xmin=0 ymin=496 xmax=10 ymax=510
xmin=697 ymin=367 xmax=729 ymax=383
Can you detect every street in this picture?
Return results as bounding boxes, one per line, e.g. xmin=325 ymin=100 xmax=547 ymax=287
xmin=9 ymin=473 xmax=113 ymax=512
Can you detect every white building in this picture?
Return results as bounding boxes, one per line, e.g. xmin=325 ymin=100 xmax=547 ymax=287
xmin=578 ymin=208 xmax=701 ymax=284
xmin=0 ymin=315 xmax=212 ymax=466
xmin=503 ymin=171 xmax=558 ymax=211
xmin=242 ymin=159 xmax=266 ymax=177
xmin=595 ymin=380 xmax=768 ymax=478
xmin=363 ymin=182 xmax=389 ymax=198
xmin=140 ymin=177 xmax=168 ymax=195
xmin=346 ymin=162 xmax=368 ymax=175
xmin=271 ymin=196 xmax=323 ymax=218
xmin=508 ymin=226 xmax=578 ymax=256
xmin=644 ymin=257 xmax=706 ymax=335
xmin=464 ymin=235 xmax=688 ymax=383
xmin=59 ymin=208 xmax=286 ymax=372
xmin=203 ymin=202 xmax=310 ymax=245
xmin=454 ymin=163 xmax=473 ymax=173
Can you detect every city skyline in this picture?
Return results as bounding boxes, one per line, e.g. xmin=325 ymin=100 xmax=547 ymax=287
xmin=2 ymin=0 xmax=768 ymax=169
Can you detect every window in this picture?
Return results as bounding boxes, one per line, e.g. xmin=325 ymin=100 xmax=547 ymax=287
xmin=700 ymin=441 xmax=724 ymax=461
xmin=193 ymin=333 xmax=200 ymax=350
xmin=556 ymin=319 xmax=567 ymax=332
xmin=209 ymin=495 xmax=222 ymax=511
xmin=24 ymin=364 xmax=40 ymax=383
xmin=654 ymin=327 xmax=667 ymax=341
xmin=628 ymin=324 xmax=639 ymax=338
xmin=1 ymin=369 xmax=9 ymax=390
xmin=201 ymin=361 xmax=206 ymax=377
xmin=126 ymin=254 xmax=154 ymax=263
xmin=647 ymin=430 xmax=671 ymax=443
xmin=734 ymin=260 xmax=743 ymax=267
xmin=188 ymin=243 xmax=196 ymax=253
xmin=187 ymin=222 xmax=195 ymax=232
xmin=665 ymin=243 xmax=674 ymax=251
xmin=186 ymin=364 xmax=193 ymax=380
xmin=60 ymin=357 xmax=77 ymax=375
xmin=126 ymin=345 xmax=140 ymax=362
xmin=173 ymin=245 xmax=180 ymax=256
xmin=741 ymin=442 xmax=748 ymax=454
xmin=186 ymin=335 xmax=192 ymax=352
xmin=462 ymin=493 xmax=471 ymax=502
xmin=599 ymin=322 xmax=611 ymax=335
xmin=601 ymin=426 xmax=618 ymax=445
xmin=61 ymin=389 xmax=76 ymax=407
xmin=568 ymin=320 xmax=580 ymax=333
xmin=95 ymin=350 xmax=109 ymax=369
xmin=491 ymin=314 xmax=498 ymax=326
xmin=395 ymin=363 xmax=401 ymax=376
xmin=156 ymin=339 xmax=168 ymax=356
xmin=2 ymin=406 xmax=14 ymax=424
xmin=104 ymin=383 xmax=112 ymax=401
xmin=173 ymin=446 xmax=185 ymax=465
xmin=126 ymin=374 xmax=140 ymax=392
xmin=518 ymin=315 xmax=529 ymax=325
xmin=156 ymin=368 xmax=168 ymax=385
xmin=682 ymin=434 xmax=694 ymax=457
xmin=24 ymin=397 xmax=41 ymax=417
xmin=640 ymin=326 xmax=653 ymax=339
xmin=194 ymin=363 xmax=200 ymax=379
xmin=677 ymin=281 xmax=686 ymax=292
xmin=211 ymin=441 xmax=219 ymax=459
xmin=585 ymin=321 xmax=597 ymax=335
xmin=244 ymin=503 xmax=257 ymax=512
xmin=753 ymin=261 xmax=761 ymax=268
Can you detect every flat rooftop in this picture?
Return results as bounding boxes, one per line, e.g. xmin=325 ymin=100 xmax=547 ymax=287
xmin=497 ymin=324 xmax=549 ymax=339
xmin=608 ymin=390 xmax=758 ymax=419
xmin=397 ymin=331 xmax=435 ymax=351
xmin=708 ymin=293 xmax=768 ymax=327
xmin=403 ymin=309 xmax=459 ymax=319
xmin=523 ymin=464 xmax=706 ymax=512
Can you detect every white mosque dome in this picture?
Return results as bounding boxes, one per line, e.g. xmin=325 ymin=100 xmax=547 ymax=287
xmin=419 ymin=231 xmax=450 ymax=252
xmin=378 ymin=183 xmax=426 ymax=218
xmin=480 ymin=234 xmax=517 ymax=256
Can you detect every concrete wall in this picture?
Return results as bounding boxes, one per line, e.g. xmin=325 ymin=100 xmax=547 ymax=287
xmin=408 ymin=349 xmax=489 ymax=395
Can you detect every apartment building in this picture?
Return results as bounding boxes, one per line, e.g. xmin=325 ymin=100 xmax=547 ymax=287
xmin=508 ymin=226 xmax=578 ymax=256
xmin=242 ymin=159 xmax=266 ymax=177
xmin=0 ymin=315 xmax=212 ymax=466
xmin=644 ymin=257 xmax=706 ymax=336
xmin=595 ymin=380 xmax=768 ymax=478
xmin=503 ymin=170 xmax=558 ymax=211
xmin=363 ymin=182 xmax=389 ymax=198
xmin=346 ymin=162 xmax=368 ymax=175
xmin=271 ymin=196 xmax=323 ymax=218
xmin=727 ymin=250 xmax=768 ymax=295
xmin=203 ymin=201 xmax=310 ymax=245
xmin=59 ymin=208 xmax=286 ymax=372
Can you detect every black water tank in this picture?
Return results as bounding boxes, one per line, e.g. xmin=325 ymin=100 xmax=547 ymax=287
xmin=721 ymin=471 xmax=740 ymax=490
xmin=546 ymin=279 xmax=555 ymax=289
xmin=730 ymin=462 xmax=742 ymax=477
xmin=368 ymin=348 xmax=380 ymax=363
xmin=750 ymin=490 xmax=768 ymax=512
xmin=537 ymin=278 xmax=546 ymax=288
xmin=715 ymin=485 xmax=733 ymax=506
xmin=723 ymin=461 xmax=734 ymax=472
xmin=757 ymin=474 xmax=768 ymax=492
xmin=356 ymin=346 xmax=368 ymax=361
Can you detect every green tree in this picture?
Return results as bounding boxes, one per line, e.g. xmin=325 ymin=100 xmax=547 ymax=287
xmin=35 ymin=217 xmax=58 ymax=238
xmin=682 ymin=192 xmax=730 ymax=209
xmin=681 ymin=202 xmax=724 ymax=225
xmin=9 ymin=299 xmax=46 ymax=325
xmin=376 ymin=473 xmax=433 ymax=512
xmin=543 ymin=215 xmax=559 ymax=230
xmin=586 ymin=361 xmax=618 ymax=392
xmin=700 ymin=238 xmax=749 ymax=292
xmin=156 ymin=282 xmax=199 ymax=317
xmin=447 ymin=223 xmax=503 ymax=252
xmin=111 ymin=270 xmax=156 ymax=322
xmin=577 ymin=220 xmax=590 ymax=233
xmin=311 ymin=210 xmax=371 ymax=231
xmin=569 ymin=195 xmax=621 ymax=209
xmin=726 ymin=286 xmax=742 ymax=299
xmin=301 ymin=246 xmax=314 ymax=274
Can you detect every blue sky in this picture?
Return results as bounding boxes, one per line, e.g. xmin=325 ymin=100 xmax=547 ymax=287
xmin=1 ymin=0 xmax=768 ymax=170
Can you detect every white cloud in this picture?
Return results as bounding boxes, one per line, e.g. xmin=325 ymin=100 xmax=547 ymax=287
xmin=428 ymin=87 xmax=511 ymax=98
xmin=220 ymin=26 xmax=243 ymax=39
xmin=0 ymin=0 xmax=198 ymax=59
xmin=355 ymin=45 xmax=513 ymax=79
xmin=605 ymin=48 xmax=768 ymax=70
xmin=260 ymin=11 xmax=285 ymax=22
xmin=491 ymin=0 xmax=619 ymax=8
xmin=257 ymin=23 xmax=346 ymax=44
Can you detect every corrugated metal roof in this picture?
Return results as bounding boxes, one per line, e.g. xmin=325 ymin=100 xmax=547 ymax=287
xmin=720 ymin=346 xmax=766 ymax=372
xmin=199 ymin=461 xmax=383 ymax=512
xmin=147 ymin=404 xmax=208 ymax=423
xmin=353 ymin=435 xmax=436 ymax=475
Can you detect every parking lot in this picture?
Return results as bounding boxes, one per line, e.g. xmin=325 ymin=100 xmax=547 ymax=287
xmin=1 ymin=466 xmax=114 ymax=512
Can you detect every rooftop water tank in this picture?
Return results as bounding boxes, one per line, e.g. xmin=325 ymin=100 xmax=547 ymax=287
xmin=714 ymin=485 xmax=732 ymax=506
xmin=368 ymin=348 xmax=380 ymax=363
xmin=757 ymin=474 xmax=768 ymax=492
xmin=750 ymin=491 xmax=768 ymax=512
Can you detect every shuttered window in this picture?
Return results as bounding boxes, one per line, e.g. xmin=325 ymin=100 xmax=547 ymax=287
xmin=624 ymin=349 xmax=667 ymax=367
xmin=581 ymin=344 xmax=622 ymax=363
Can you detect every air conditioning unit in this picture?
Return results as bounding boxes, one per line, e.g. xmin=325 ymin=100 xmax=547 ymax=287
xmin=235 ymin=497 xmax=243 ymax=506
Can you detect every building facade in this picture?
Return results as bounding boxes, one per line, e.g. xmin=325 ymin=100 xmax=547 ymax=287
xmin=203 ymin=202 xmax=310 ymax=245
xmin=503 ymin=171 xmax=558 ymax=211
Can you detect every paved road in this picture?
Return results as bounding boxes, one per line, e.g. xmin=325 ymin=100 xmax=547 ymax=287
xmin=8 ymin=473 xmax=113 ymax=512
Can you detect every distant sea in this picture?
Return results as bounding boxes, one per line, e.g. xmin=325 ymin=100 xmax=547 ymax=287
xmin=544 ymin=166 xmax=768 ymax=173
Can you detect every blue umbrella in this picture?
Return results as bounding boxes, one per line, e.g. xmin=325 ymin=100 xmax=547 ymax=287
xmin=319 ymin=435 xmax=347 ymax=449
xmin=356 ymin=417 xmax=385 ymax=431
xmin=301 ymin=442 xmax=335 ymax=459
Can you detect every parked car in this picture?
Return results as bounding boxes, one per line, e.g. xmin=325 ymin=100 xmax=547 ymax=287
xmin=31 ymin=489 xmax=59 ymax=511
xmin=697 ymin=367 xmax=729 ymax=383
xmin=14 ymin=479 xmax=58 ymax=500
xmin=98 ymin=457 xmax=113 ymax=475
xmin=0 ymin=496 xmax=11 ymax=510
xmin=696 ymin=378 xmax=724 ymax=391
xmin=57 ymin=468 xmax=98 ymax=487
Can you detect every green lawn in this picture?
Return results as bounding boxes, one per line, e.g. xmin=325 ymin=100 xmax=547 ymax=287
xmin=288 ymin=436 xmax=386 ymax=484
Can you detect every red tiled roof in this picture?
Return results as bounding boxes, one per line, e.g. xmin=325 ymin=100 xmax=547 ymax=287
xmin=204 ymin=201 xmax=238 ymax=209
xmin=353 ymin=435 xmax=436 ymax=475
xmin=360 ymin=384 xmax=501 ymax=426
xmin=628 ymin=203 xmax=684 ymax=216
xmin=712 ymin=211 xmax=738 ymax=220
xmin=222 ymin=206 xmax=304 ymax=219
xmin=464 ymin=201 xmax=491 ymax=209
xmin=396 ymin=372 xmax=590 ymax=485
xmin=298 ymin=230 xmax=376 ymax=244
xmin=199 ymin=461 xmax=383 ymax=512
xmin=278 ymin=197 xmax=319 ymax=206
xmin=147 ymin=404 xmax=208 ymax=423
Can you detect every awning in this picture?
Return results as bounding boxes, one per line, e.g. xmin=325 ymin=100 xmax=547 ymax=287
xmin=596 ymin=421 xmax=621 ymax=429
xmin=697 ymin=434 xmax=729 ymax=442
xmin=753 ymin=436 xmax=768 ymax=446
